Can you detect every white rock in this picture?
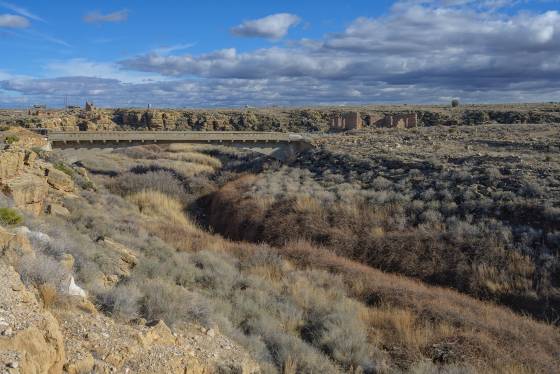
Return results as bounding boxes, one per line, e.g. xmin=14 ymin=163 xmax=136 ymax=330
xmin=66 ymin=276 xmax=87 ymax=298
xmin=6 ymin=361 xmax=18 ymax=369
xmin=4 ymin=327 xmax=12 ymax=336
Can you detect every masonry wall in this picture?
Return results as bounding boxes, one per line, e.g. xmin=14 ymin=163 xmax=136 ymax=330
xmin=330 ymin=112 xmax=363 ymax=131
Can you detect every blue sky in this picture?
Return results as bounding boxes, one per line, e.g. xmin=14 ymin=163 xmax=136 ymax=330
xmin=0 ymin=0 xmax=559 ymax=107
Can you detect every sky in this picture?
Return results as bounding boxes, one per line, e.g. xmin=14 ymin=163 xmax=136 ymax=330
xmin=0 ymin=0 xmax=559 ymax=108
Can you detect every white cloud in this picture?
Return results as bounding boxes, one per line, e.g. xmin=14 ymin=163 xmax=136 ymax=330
xmin=231 ymin=13 xmax=300 ymax=39
xmin=2 ymin=2 xmax=560 ymax=107
xmin=0 ymin=13 xmax=29 ymax=28
xmin=153 ymin=43 xmax=196 ymax=55
xmin=84 ymin=9 xmax=128 ymax=23
xmin=44 ymin=58 xmax=165 ymax=84
xmin=0 ymin=1 xmax=43 ymax=22
xmin=121 ymin=4 xmax=560 ymax=91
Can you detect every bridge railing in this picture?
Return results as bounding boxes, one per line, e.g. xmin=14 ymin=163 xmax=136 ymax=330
xmin=47 ymin=131 xmax=306 ymax=143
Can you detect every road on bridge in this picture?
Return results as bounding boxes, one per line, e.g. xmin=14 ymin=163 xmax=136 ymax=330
xmin=45 ymin=130 xmax=315 ymax=161
xmin=46 ymin=130 xmax=310 ymax=144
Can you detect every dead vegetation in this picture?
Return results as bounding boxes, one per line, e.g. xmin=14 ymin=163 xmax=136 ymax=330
xmin=18 ymin=127 xmax=560 ymax=373
xmin=207 ymin=125 xmax=560 ymax=322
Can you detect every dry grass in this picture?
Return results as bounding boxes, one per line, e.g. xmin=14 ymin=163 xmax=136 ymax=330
xmin=38 ymin=283 xmax=58 ymax=309
xmin=139 ymin=159 xmax=215 ymax=177
xmin=127 ymin=189 xmax=191 ymax=226
xmin=126 ymin=189 xmax=224 ymax=253
xmin=160 ymin=151 xmax=223 ymax=169
xmin=270 ymin=240 xmax=560 ymax=373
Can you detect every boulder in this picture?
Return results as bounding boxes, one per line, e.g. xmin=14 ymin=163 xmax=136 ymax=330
xmin=2 ymin=174 xmax=48 ymax=215
xmin=138 ymin=320 xmax=176 ymax=348
xmin=46 ymin=203 xmax=70 ymax=217
xmin=46 ymin=168 xmax=74 ymax=192
xmin=101 ymin=238 xmax=138 ymax=278
xmin=0 ymin=226 xmax=33 ymax=265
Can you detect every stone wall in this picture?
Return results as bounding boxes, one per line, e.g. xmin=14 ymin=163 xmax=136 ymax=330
xmin=330 ymin=112 xmax=363 ymax=131
xmin=380 ymin=113 xmax=418 ymax=128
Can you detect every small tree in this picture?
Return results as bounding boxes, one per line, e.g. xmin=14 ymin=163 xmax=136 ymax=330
xmin=451 ymin=99 xmax=460 ymax=108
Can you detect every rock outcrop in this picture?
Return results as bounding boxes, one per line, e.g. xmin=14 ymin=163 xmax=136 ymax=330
xmin=0 ymin=150 xmax=25 ymax=181
xmin=0 ymin=226 xmax=33 ymax=266
xmin=0 ymin=261 xmax=65 ymax=374
xmin=2 ymin=174 xmax=48 ymax=215
xmin=46 ymin=168 xmax=74 ymax=193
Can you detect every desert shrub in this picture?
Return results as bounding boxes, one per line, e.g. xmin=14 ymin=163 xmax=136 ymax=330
xmin=372 ymin=176 xmax=393 ymax=190
xmin=77 ymin=179 xmax=95 ymax=191
xmin=100 ymin=282 xmax=142 ymax=318
xmin=141 ymin=279 xmax=212 ymax=325
xmin=298 ymin=286 xmax=372 ymax=370
xmin=54 ymin=162 xmax=74 ymax=176
xmin=191 ymin=251 xmax=241 ymax=297
xmin=0 ymin=207 xmax=23 ymax=225
xmin=107 ymin=170 xmax=187 ymax=201
xmin=18 ymin=253 xmax=70 ymax=288
xmin=4 ymin=135 xmax=18 ymax=144
xmin=521 ymin=181 xmax=544 ymax=197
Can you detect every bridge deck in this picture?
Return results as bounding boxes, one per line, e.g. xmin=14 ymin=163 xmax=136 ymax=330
xmin=47 ymin=131 xmax=307 ymax=143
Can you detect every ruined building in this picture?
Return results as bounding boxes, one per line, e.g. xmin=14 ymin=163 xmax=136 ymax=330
xmin=85 ymin=101 xmax=95 ymax=112
xmin=380 ymin=113 xmax=418 ymax=128
xmin=330 ymin=112 xmax=363 ymax=131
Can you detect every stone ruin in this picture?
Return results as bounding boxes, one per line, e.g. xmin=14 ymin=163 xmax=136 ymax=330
xmin=27 ymin=105 xmax=49 ymax=116
xmin=330 ymin=112 xmax=363 ymax=132
xmin=84 ymin=101 xmax=95 ymax=112
xmin=379 ymin=113 xmax=418 ymax=128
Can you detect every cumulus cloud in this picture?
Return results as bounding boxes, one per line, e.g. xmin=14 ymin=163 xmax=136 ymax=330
xmin=120 ymin=3 xmax=560 ymax=94
xmin=2 ymin=2 xmax=560 ymax=107
xmin=0 ymin=13 xmax=29 ymax=28
xmin=231 ymin=13 xmax=300 ymax=39
xmin=84 ymin=9 xmax=128 ymax=23
xmin=120 ymin=47 xmax=353 ymax=79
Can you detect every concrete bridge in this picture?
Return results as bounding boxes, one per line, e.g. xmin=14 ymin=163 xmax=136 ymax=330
xmin=46 ymin=131 xmax=315 ymax=161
